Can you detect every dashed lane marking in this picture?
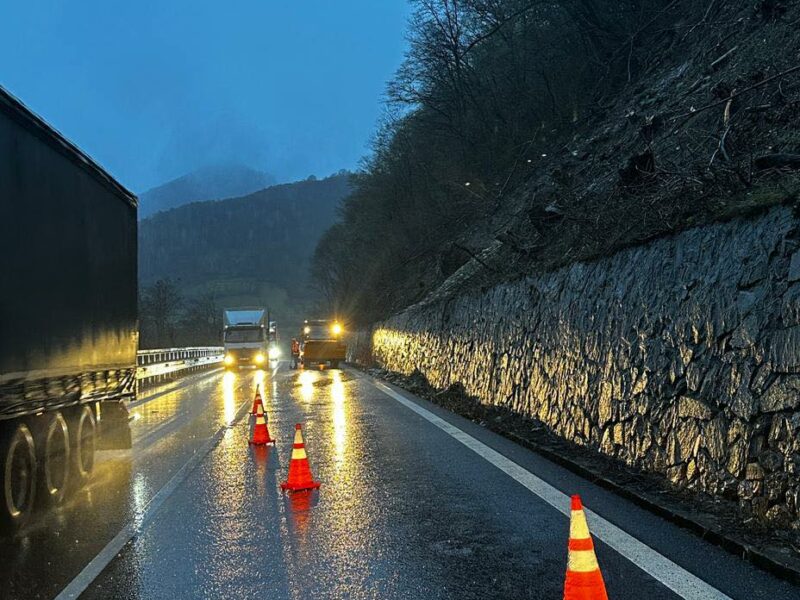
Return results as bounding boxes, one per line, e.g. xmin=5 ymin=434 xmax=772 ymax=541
xmin=369 ymin=377 xmax=732 ymax=600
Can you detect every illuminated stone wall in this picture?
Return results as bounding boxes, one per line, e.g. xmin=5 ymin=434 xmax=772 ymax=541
xmin=354 ymin=206 xmax=800 ymax=525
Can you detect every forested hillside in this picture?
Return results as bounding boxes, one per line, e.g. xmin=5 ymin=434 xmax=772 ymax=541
xmin=139 ymin=173 xmax=350 ymax=346
xmin=314 ymin=0 xmax=800 ymax=325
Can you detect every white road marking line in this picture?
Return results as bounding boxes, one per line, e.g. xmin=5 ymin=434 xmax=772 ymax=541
xmin=370 ymin=378 xmax=732 ymax=600
xmin=54 ymin=386 xmax=253 ymax=600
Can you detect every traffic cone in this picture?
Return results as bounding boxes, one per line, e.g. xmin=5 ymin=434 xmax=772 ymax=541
xmin=564 ymin=495 xmax=608 ymax=600
xmin=249 ymin=409 xmax=275 ymax=445
xmin=254 ymin=401 xmax=265 ymax=418
xmin=280 ymin=424 xmax=321 ymax=491
xmin=251 ymin=386 xmax=264 ymax=415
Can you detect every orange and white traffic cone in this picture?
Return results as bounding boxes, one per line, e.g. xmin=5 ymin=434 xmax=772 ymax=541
xmin=280 ymin=424 xmax=321 ymax=491
xmin=251 ymin=386 xmax=264 ymax=416
xmin=249 ymin=408 xmax=275 ymax=445
xmin=564 ymin=495 xmax=608 ymax=600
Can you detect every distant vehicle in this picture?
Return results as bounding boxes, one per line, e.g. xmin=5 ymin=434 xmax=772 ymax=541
xmin=299 ymin=319 xmax=346 ymax=369
xmin=0 ymin=86 xmax=137 ymax=531
xmin=223 ymin=308 xmax=269 ymax=368
xmin=290 ymin=338 xmax=301 ymax=369
xmin=268 ymin=320 xmax=281 ymax=361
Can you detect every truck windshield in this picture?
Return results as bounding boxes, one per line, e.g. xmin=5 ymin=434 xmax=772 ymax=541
xmin=304 ymin=325 xmax=330 ymax=339
xmin=225 ymin=328 xmax=264 ymax=343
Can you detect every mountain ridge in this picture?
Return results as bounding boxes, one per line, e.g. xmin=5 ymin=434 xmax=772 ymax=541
xmin=139 ymin=173 xmax=352 ymax=329
xmin=138 ymin=164 xmax=276 ymax=218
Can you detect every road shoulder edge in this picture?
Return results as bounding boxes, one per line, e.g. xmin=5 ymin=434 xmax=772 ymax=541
xmin=347 ymin=365 xmax=800 ymax=587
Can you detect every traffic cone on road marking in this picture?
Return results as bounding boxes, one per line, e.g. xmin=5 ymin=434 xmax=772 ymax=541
xmin=251 ymin=387 xmax=264 ymax=415
xmin=564 ymin=495 xmax=608 ymax=600
xmin=280 ymin=424 xmax=321 ymax=492
xmin=249 ymin=409 xmax=275 ymax=445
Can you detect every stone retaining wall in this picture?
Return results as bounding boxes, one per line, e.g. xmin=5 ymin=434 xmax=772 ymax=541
xmin=351 ymin=206 xmax=800 ymax=526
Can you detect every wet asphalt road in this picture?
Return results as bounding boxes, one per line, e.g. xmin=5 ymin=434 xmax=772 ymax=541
xmin=2 ymin=363 xmax=799 ymax=599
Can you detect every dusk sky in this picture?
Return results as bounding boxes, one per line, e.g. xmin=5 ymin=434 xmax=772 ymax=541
xmin=0 ymin=1 xmax=411 ymax=192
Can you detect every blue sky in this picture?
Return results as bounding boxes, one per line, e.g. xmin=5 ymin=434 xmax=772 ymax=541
xmin=0 ymin=1 xmax=411 ymax=191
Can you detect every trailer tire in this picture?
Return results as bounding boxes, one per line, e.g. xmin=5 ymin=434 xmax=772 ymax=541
xmin=69 ymin=406 xmax=96 ymax=485
xmin=0 ymin=422 xmax=37 ymax=533
xmin=34 ymin=412 xmax=70 ymax=506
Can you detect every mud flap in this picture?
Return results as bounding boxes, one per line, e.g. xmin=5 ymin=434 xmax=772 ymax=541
xmin=97 ymin=400 xmax=132 ymax=450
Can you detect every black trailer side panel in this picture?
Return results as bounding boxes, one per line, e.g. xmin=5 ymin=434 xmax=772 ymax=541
xmin=0 ymin=89 xmax=138 ymax=417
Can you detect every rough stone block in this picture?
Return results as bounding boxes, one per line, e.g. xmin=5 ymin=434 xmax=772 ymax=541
xmin=677 ymin=396 xmax=712 ymax=420
xmin=788 ymin=251 xmax=800 ymax=282
xmin=760 ymin=377 xmax=800 ymax=413
xmin=746 ymin=462 xmax=765 ymax=481
xmin=758 ymin=450 xmax=784 ymax=473
xmin=730 ymin=314 xmax=759 ymax=348
xmin=770 ymin=326 xmax=800 ymax=372
xmin=782 ymin=284 xmax=800 ymax=326
xmin=702 ymin=416 xmax=727 ymax=462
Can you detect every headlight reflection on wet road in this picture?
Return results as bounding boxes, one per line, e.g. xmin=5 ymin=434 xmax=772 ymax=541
xmin=132 ymin=472 xmax=149 ymax=524
xmin=299 ymin=370 xmax=317 ymax=402
xmin=222 ymin=371 xmax=237 ymax=425
xmin=331 ymin=371 xmax=348 ymax=465
xmin=253 ymin=368 xmax=265 ymax=392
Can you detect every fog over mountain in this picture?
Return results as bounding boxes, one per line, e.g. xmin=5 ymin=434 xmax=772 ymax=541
xmin=138 ymin=164 xmax=276 ymax=218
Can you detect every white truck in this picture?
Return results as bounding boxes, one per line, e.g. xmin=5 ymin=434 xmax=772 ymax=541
xmin=222 ymin=308 xmax=269 ymax=368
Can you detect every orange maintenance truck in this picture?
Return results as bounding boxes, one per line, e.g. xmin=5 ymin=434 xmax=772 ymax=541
xmin=299 ymin=319 xmax=346 ymax=369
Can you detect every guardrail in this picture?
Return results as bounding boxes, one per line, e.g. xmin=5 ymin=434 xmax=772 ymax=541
xmin=136 ymin=347 xmax=224 ymax=381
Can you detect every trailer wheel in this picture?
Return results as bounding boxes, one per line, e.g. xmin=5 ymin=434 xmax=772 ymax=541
xmin=0 ymin=422 xmax=37 ymax=533
xmin=35 ymin=412 xmax=70 ymax=506
xmin=69 ymin=406 xmax=96 ymax=484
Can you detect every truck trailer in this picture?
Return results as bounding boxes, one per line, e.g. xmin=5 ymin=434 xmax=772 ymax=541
xmin=0 ymin=86 xmax=137 ymax=531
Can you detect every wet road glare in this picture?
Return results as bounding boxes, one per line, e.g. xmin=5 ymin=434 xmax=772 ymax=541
xmin=0 ymin=367 xmax=257 ymax=599
xmin=2 ymin=364 xmax=798 ymax=599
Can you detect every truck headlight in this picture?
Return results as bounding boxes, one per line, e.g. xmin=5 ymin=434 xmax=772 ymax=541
xmin=268 ymin=347 xmax=280 ymax=359
xmin=304 ymin=326 xmax=311 ymax=334
xmin=254 ymin=353 xmax=265 ymax=364
xmin=331 ymin=323 xmax=342 ymax=335
xmin=224 ymin=354 xmax=235 ymax=366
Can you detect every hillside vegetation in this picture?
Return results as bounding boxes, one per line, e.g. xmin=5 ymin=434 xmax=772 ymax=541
xmin=139 ymin=174 xmax=350 ymax=347
xmin=314 ymin=0 xmax=800 ymax=325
